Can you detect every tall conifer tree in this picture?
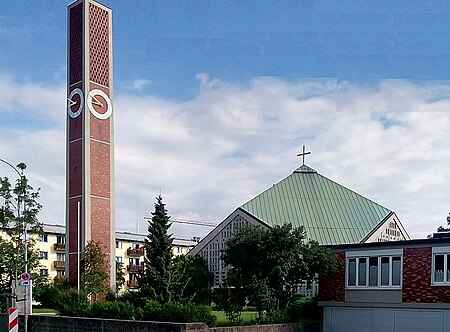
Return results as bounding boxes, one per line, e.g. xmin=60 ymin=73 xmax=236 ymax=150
xmin=139 ymin=195 xmax=174 ymax=303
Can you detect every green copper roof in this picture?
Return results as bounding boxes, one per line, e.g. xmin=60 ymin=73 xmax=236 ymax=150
xmin=240 ymin=164 xmax=392 ymax=245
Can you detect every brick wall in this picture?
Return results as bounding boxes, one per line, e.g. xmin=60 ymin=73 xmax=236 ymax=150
xmin=403 ymin=247 xmax=450 ymax=303
xmin=318 ymin=252 xmax=345 ymax=302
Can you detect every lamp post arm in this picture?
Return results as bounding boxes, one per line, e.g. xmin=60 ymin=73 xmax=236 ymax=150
xmin=0 ymin=159 xmax=22 ymax=179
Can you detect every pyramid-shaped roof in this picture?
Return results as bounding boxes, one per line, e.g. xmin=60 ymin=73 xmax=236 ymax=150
xmin=240 ymin=164 xmax=392 ymax=245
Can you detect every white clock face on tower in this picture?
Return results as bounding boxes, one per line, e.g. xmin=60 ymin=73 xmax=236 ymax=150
xmin=67 ymin=88 xmax=84 ymax=118
xmin=87 ymin=89 xmax=112 ymax=120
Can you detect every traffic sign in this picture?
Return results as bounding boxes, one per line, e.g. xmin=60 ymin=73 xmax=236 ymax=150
xmin=20 ymin=273 xmax=30 ymax=281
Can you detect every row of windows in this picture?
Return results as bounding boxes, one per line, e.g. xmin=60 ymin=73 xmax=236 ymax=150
xmin=39 ymin=234 xmax=65 ymax=243
xmin=116 ymin=240 xmax=141 ymax=249
xmin=40 ymin=251 xmax=65 ymax=261
xmin=347 ymin=256 xmax=402 ymax=288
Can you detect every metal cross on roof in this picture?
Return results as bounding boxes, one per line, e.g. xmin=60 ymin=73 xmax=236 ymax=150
xmin=297 ymin=145 xmax=311 ymax=165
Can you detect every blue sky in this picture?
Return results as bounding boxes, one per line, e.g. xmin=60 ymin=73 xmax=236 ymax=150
xmin=1 ymin=1 xmax=450 ymax=239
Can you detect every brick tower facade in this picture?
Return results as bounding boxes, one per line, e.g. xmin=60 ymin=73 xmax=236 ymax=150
xmin=66 ymin=0 xmax=115 ymax=290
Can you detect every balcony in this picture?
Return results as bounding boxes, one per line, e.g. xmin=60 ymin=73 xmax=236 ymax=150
xmin=127 ymin=247 xmax=144 ymax=257
xmin=53 ymin=243 xmax=65 ymax=252
xmin=53 ymin=261 xmax=65 ymax=269
xmin=54 ymin=276 xmax=65 ymax=284
xmin=127 ymin=263 xmax=144 ymax=272
xmin=127 ymin=280 xmax=139 ymax=289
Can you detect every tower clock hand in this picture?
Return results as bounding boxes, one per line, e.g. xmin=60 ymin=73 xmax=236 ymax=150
xmin=67 ymin=98 xmax=77 ymax=107
xmin=91 ymin=95 xmax=104 ymax=107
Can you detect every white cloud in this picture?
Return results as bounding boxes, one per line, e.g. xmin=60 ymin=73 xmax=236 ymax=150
xmin=132 ymin=79 xmax=152 ymax=91
xmin=1 ymin=74 xmax=450 ymax=240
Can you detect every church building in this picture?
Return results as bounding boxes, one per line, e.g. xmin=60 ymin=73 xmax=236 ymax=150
xmin=188 ymin=149 xmax=410 ymax=286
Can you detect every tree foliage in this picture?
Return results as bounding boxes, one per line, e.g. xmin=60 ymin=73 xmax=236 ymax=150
xmin=139 ymin=195 xmax=174 ymax=303
xmin=219 ymin=223 xmax=337 ymax=318
xmin=0 ymin=162 xmax=44 ymax=306
xmin=138 ymin=195 xmax=213 ymax=305
xmin=115 ymin=261 xmax=125 ymax=294
xmin=173 ymin=255 xmax=213 ymax=304
xmin=81 ymin=240 xmax=109 ymax=295
xmin=436 ymin=212 xmax=450 ymax=233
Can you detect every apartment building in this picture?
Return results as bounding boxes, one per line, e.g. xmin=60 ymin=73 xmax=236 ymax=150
xmin=2 ymin=223 xmax=196 ymax=292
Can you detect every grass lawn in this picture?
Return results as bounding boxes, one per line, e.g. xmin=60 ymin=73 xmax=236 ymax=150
xmin=32 ymin=307 xmax=57 ymax=314
xmin=213 ymin=311 xmax=258 ymax=326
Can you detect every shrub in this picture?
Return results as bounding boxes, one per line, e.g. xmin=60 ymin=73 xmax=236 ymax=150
xmin=285 ymin=296 xmax=319 ymax=322
xmin=34 ymin=284 xmax=60 ymax=308
xmin=143 ymin=301 xmax=216 ymax=327
xmin=54 ymin=288 xmax=90 ymax=317
xmin=88 ymin=300 xmax=141 ymax=320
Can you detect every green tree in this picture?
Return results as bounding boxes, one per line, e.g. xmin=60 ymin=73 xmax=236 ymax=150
xmin=0 ymin=162 xmax=44 ymax=307
xmin=81 ymin=240 xmax=108 ymax=295
xmin=115 ymin=261 xmax=125 ymax=294
xmin=436 ymin=212 xmax=450 ymax=233
xmin=138 ymin=195 xmax=174 ymax=303
xmin=172 ymin=255 xmax=213 ymax=304
xmin=220 ymin=223 xmax=337 ymax=318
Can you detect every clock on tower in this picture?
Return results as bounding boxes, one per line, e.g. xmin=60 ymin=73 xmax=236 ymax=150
xmin=66 ymin=0 xmax=115 ymax=290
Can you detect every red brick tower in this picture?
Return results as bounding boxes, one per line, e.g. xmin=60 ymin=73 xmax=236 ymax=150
xmin=66 ymin=0 xmax=115 ymax=289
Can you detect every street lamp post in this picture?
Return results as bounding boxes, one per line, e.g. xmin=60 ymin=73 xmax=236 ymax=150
xmin=0 ymin=158 xmax=29 ymax=332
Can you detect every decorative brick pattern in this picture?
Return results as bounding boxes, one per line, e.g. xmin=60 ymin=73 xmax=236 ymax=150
xmin=319 ymin=252 xmax=345 ymax=302
xmin=89 ymin=3 xmax=109 ymax=87
xmin=403 ymin=247 xmax=450 ymax=303
xmin=69 ymin=4 xmax=83 ymax=85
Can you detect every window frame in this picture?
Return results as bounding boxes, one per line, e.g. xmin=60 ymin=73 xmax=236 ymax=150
xmin=39 ymin=251 xmax=48 ymax=260
xmin=346 ymin=249 xmax=403 ymax=289
xmin=432 ymin=247 xmax=450 ymax=285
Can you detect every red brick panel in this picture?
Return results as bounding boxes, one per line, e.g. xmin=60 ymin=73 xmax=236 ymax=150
xmin=90 ymin=141 xmax=110 ymax=197
xmin=68 ymin=197 xmax=82 ymax=286
xmin=69 ymin=3 xmax=83 ymax=85
xmin=403 ymin=247 xmax=450 ymax=303
xmin=319 ymin=252 xmax=345 ymax=302
xmin=90 ymin=197 xmax=111 ymax=285
xmin=90 ymin=197 xmax=110 ymax=250
xmin=68 ymin=140 xmax=82 ymax=196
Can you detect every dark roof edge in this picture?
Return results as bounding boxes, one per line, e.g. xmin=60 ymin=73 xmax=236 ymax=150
xmin=359 ymin=211 xmax=394 ymax=243
xmin=328 ymin=237 xmax=450 ymax=251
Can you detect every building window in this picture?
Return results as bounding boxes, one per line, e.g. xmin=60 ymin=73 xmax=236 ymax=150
xmin=56 ymin=235 xmax=65 ymax=244
xmin=116 ymin=240 xmax=122 ymax=249
xmin=129 ymin=258 xmax=140 ymax=265
xmin=40 ymin=269 xmax=48 ymax=276
xmin=40 ymin=251 xmax=48 ymax=260
xmin=346 ymin=250 xmax=402 ymax=288
xmin=116 ymin=256 xmax=123 ymax=263
xmin=431 ymin=247 xmax=450 ymax=285
xmin=39 ymin=234 xmax=48 ymax=242
xmin=57 ymin=253 xmax=65 ymax=262
xmin=57 ymin=270 xmax=65 ymax=277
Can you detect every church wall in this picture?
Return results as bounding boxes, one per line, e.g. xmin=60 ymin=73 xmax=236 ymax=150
xmin=196 ymin=211 xmax=267 ymax=285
